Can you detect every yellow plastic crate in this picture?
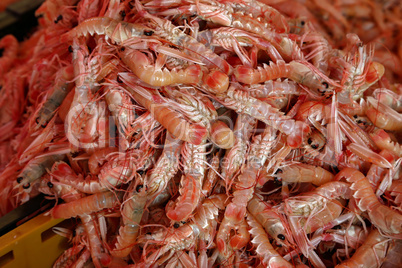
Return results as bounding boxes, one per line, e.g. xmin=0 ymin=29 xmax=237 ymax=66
xmin=0 ymin=213 xmax=72 ymax=268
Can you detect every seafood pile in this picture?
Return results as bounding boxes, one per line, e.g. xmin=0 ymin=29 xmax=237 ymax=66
xmin=0 ymin=0 xmax=401 ymax=267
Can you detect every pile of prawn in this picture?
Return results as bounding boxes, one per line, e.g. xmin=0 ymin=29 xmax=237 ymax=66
xmin=0 ymin=0 xmax=401 ymax=267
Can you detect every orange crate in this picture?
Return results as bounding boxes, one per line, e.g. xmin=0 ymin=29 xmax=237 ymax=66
xmin=0 ymin=213 xmax=72 ymax=268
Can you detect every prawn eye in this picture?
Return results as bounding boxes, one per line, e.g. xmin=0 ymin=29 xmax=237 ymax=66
xmin=353 ymin=115 xmax=358 ymax=118
xmin=173 ymin=223 xmax=180 ymax=228
xmin=144 ymin=30 xmax=154 ymax=36
xmin=135 ymin=185 xmax=143 ymax=192
xmin=307 ymin=138 xmax=312 ymax=145
xmin=301 ymin=20 xmax=305 ymax=26
xmin=311 ymin=143 xmax=318 ymax=149
xmin=68 ymin=46 xmax=73 ymax=53
xmin=322 ymin=82 xmax=329 ymax=89
xmin=137 ymin=170 xmax=144 ymax=175
xmin=22 ymin=183 xmax=30 ymax=189
xmin=120 ymin=47 xmax=126 ymax=52
xmin=54 ymin=15 xmax=63 ymax=23
xmin=333 ymin=166 xmax=340 ymax=173
xmin=278 ymin=234 xmax=286 ymax=240
xmin=47 ymin=182 xmax=54 ymax=188
xmin=274 ymin=169 xmax=282 ymax=175
xmin=181 ymin=221 xmax=186 ymax=224
xmin=17 ymin=177 xmax=23 ymax=183
xmin=117 ymin=76 xmax=123 ymax=83
xmin=333 ymin=225 xmax=341 ymax=229
xmin=120 ymin=10 xmax=126 ymax=19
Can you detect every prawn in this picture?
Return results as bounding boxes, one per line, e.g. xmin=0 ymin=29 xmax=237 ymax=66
xmin=16 ymin=154 xmax=65 ymax=190
xmin=365 ymin=97 xmax=402 ymax=131
xmin=217 ymin=126 xmax=278 ymax=255
xmin=165 ymin=87 xmax=218 ymax=128
xmin=165 ymin=174 xmax=202 ymax=222
xmin=104 ymin=83 xmax=136 ymax=148
xmin=247 ymin=212 xmax=294 ymax=268
xmin=111 ymin=183 xmax=147 ymax=258
xmin=193 ymin=194 xmax=227 ymax=243
xmin=372 ymin=88 xmax=402 ymax=112
xmin=274 ymin=163 xmax=334 ymax=186
xmin=50 ymin=190 xmax=122 ymax=219
xmin=166 ymin=140 xmax=206 ymax=222
xmin=335 ymin=168 xmax=402 ymax=237
xmin=35 ymin=65 xmax=75 ymax=129
xmin=136 ymin=1 xmax=232 ymax=75
xmin=52 ymin=151 xmax=138 ymax=193
xmin=119 ymin=46 xmax=203 ymax=87
xmin=81 ymin=214 xmax=112 ymax=267
xmin=248 ymin=194 xmax=294 ymax=248
xmin=234 ymin=60 xmax=334 ymax=97
xmin=339 ymin=42 xmax=385 ymax=100
xmin=165 ymin=88 xmax=232 ymax=147
xmin=158 ymin=0 xmax=301 ymax=61
xmin=41 ymin=173 xmax=111 ymax=267
xmin=141 ymin=223 xmax=198 ymax=265
xmin=335 ymin=228 xmax=389 ymax=268
xmin=147 ymin=133 xmax=182 ymax=201
xmin=221 ymin=114 xmax=256 ymax=188
xmin=61 ymin=17 xmax=154 ymax=44
xmin=204 ymin=26 xmax=284 ymax=65
xmin=124 ymin=83 xmax=207 ymax=145
xmin=217 ymin=84 xmax=310 ymax=147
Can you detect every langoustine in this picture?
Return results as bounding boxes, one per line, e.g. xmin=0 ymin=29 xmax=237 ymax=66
xmin=0 ymin=0 xmax=401 ymax=267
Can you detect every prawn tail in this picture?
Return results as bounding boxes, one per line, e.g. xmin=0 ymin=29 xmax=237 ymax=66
xmin=234 ymin=60 xmax=290 ymax=84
